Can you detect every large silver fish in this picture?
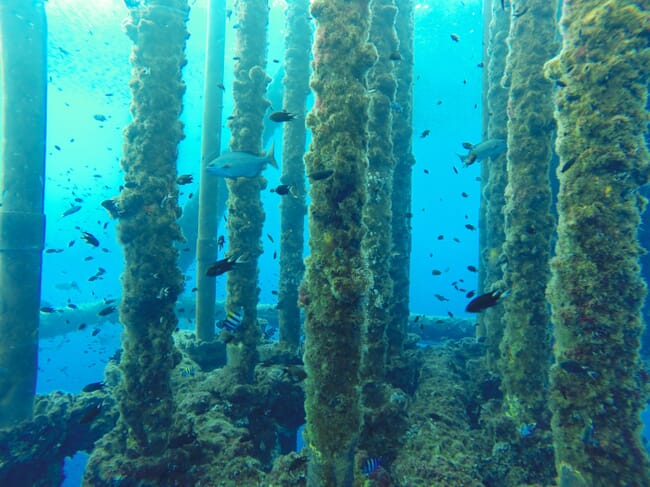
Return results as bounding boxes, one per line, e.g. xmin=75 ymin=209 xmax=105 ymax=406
xmin=457 ymin=138 xmax=506 ymax=166
xmin=205 ymin=142 xmax=277 ymax=178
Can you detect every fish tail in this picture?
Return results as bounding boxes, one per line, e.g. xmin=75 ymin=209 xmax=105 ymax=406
xmin=267 ymin=141 xmax=278 ymax=169
xmin=456 ymin=153 xmax=469 ymax=165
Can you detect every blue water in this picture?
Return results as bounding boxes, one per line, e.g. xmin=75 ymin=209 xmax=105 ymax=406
xmin=11 ymin=0 xmax=647 ymax=483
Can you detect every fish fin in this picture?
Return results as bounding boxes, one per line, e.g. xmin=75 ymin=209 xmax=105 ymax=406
xmin=496 ymin=289 xmax=510 ymax=300
xmin=267 ymin=141 xmax=278 ymax=169
xmin=456 ymin=153 xmax=469 ymax=165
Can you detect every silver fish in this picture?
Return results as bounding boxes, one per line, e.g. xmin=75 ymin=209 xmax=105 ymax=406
xmin=457 ymin=138 xmax=506 ymax=166
xmin=206 ymin=142 xmax=277 ymax=178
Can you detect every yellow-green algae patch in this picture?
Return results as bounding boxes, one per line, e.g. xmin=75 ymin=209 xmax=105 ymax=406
xmin=302 ymin=0 xmax=375 ymax=484
xmin=546 ymin=1 xmax=650 ymax=484
xmin=224 ymin=0 xmax=270 ymax=383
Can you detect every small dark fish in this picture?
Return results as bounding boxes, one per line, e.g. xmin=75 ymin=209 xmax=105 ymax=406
xmin=450 ymin=33 xmax=460 ymax=42
xmin=434 ymin=294 xmax=449 ymax=302
xmin=308 ymin=169 xmax=334 ymax=181
xmin=420 ymin=129 xmax=430 ymax=138
xmin=466 ymin=290 xmax=508 ymax=312
xmin=79 ymin=401 xmax=103 ymax=424
xmin=45 ymin=248 xmax=64 ymax=254
xmin=97 ymin=305 xmax=117 ymax=317
xmin=467 ymin=265 xmax=478 ymax=272
xmin=101 ymin=199 xmax=121 ymax=218
xmin=93 ymin=114 xmax=107 ymax=122
xmin=61 ymin=205 xmax=82 ymax=217
xmin=206 ymin=254 xmax=243 ymax=277
xmin=269 ymin=111 xmax=296 ymax=123
xmin=267 ymin=234 xmax=274 ymax=243
xmin=466 ymin=290 xmax=476 ymax=299
xmin=461 ymin=192 xmax=469 ymax=198
xmin=40 ymin=306 xmax=57 ymax=313
xmin=560 ymin=158 xmax=576 ymax=173
xmin=477 ymin=62 xmax=484 ymax=68
xmin=271 ymin=184 xmax=292 ymax=196
xmin=217 ymin=83 xmax=225 ymax=91
xmin=82 ymin=381 xmax=105 ymax=393
xmin=68 ymin=240 xmax=76 ymax=247
xmin=81 ymin=231 xmax=100 ymax=247
xmin=447 ymin=311 xmax=454 ymax=318
xmin=432 ymin=269 xmax=442 ymax=276
xmin=423 ymin=169 xmax=429 ymax=174
xmin=78 ymin=323 xmax=87 ymax=330
xmin=452 ymin=166 xmax=458 ymax=174
xmin=176 ymin=174 xmax=193 ymax=185
xmin=465 ymin=224 xmax=476 ymax=231
xmin=269 ymin=110 xmax=296 ymax=123
xmin=217 ymin=235 xmax=225 ymax=250
xmin=282 ymin=365 xmax=307 ymax=382
xmin=559 ymin=360 xmax=598 ymax=379
xmin=437 ymin=235 xmax=444 ymax=240
xmin=388 ymin=50 xmax=401 ymax=61
xmin=92 ymin=328 xmax=101 ymax=337
xmin=361 ymin=457 xmax=382 ymax=476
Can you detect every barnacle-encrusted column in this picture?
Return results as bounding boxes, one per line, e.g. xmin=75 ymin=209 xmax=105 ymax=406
xmin=359 ymin=0 xmax=401 ymax=462
xmin=277 ymin=0 xmax=310 ymax=354
xmin=545 ymin=1 xmax=650 ymax=484
xmin=498 ymin=0 xmax=557 ymax=482
xmin=112 ymin=0 xmax=187 ymax=457
xmin=388 ymin=0 xmax=415 ymax=360
xmin=361 ymin=0 xmax=397 ymax=385
xmin=477 ymin=0 xmax=509 ymax=368
xmin=0 ymin=0 xmax=46 ymax=427
xmin=302 ymin=0 xmax=375 ymax=484
xmin=225 ymin=0 xmax=270 ymax=383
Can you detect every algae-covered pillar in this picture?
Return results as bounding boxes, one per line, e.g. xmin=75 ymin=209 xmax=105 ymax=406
xmin=302 ymin=0 xmax=375 ymax=484
xmin=545 ymin=1 xmax=650 ymax=484
xmin=476 ymin=0 xmax=509 ymax=367
xmin=498 ymin=0 xmax=557 ymax=482
xmin=195 ymin=0 xmax=226 ymax=341
xmin=0 ymin=0 xmax=46 ymax=427
xmin=224 ymin=0 xmax=270 ymax=382
xmin=114 ymin=0 xmax=188 ymax=455
xmin=362 ymin=0 xmax=397 ymax=382
xmin=388 ymin=0 xmax=415 ymax=360
xmin=277 ymin=0 xmax=310 ymax=354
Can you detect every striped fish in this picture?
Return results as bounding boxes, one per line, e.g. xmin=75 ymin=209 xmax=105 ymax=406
xmin=220 ymin=308 xmax=243 ymax=333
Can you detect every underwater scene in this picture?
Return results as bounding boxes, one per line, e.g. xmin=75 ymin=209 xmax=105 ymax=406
xmin=1 ymin=0 xmax=650 ymax=485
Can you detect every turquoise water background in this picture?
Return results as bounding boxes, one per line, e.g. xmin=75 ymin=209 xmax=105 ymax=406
xmin=16 ymin=0 xmax=647 ymax=484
